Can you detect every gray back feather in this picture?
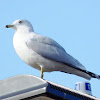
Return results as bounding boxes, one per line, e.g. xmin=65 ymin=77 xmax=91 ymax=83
xmin=26 ymin=33 xmax=85 ymax=70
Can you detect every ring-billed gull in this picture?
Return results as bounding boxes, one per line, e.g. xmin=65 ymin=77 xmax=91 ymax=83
xmin=5 ymin=19 xmax=100 ymax=80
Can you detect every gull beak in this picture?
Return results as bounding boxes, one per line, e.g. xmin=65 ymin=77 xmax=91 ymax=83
xmin=5 ymin=25 xmax=14 ymax=28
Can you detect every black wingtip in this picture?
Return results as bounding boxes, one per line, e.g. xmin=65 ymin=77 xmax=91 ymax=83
xmin=86 ymin=71 xmax=100 ymax=79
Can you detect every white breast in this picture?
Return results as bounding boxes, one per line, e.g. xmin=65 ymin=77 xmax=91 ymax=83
xmin=13 ymin=33 xmax=38 ymax=66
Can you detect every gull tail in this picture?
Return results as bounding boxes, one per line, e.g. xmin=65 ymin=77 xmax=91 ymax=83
xmin=61 ymin=67 xmax=100 ymax=80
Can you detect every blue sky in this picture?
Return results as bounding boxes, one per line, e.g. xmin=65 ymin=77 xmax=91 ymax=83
xmin=0 ymin=0 xmax=100 ymax=98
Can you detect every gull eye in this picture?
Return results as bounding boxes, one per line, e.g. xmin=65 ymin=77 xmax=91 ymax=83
xmin=19 ymin=21 xmax=22 ymax=24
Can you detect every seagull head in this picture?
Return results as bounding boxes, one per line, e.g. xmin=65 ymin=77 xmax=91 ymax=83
xmin=5 ymin=19 xmax=34 ymax=32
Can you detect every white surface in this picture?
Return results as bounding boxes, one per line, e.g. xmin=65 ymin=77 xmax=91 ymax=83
xmin=0 ymin=74 xmax=47 ymax=99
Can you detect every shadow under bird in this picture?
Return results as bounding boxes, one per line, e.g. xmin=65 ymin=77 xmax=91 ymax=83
xmin=5 ymin=19 xmax=100 ymax=80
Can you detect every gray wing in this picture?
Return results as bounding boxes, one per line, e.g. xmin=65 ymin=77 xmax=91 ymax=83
xmin=26 ymin=33 xmax=86 ymax=70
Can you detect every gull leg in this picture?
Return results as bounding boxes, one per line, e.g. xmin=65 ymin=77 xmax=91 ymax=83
xmin=40 ymin=66 xmax=44 ymax=79
xmin=41 ymin=68 xmax=44 ymax=79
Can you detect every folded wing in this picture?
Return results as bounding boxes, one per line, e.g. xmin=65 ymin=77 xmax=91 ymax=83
xmin=26 ymin=33 xmax=86 ymax=70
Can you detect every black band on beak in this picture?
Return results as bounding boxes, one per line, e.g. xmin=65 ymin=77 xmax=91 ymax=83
xmin=5 ymin=25 xmax=9 ymax=28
